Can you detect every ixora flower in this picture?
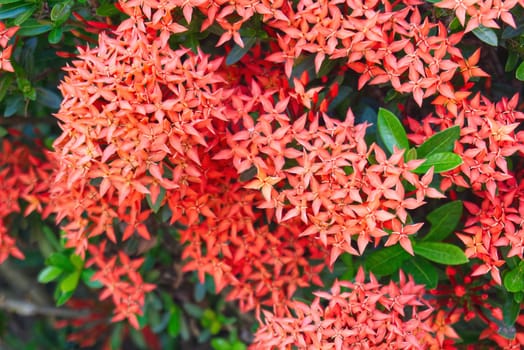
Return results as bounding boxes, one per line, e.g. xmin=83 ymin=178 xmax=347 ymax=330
xmin=252 ymin=268 xmax=439 ymax=350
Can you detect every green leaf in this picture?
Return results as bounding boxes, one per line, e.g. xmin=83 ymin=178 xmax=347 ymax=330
xmin=0 ymin=126 xmax=7 ymax=138
xmin=16 ymin=77 xmax=36 ymax=100
xmin=504 ymin=264 xmax=524 ymax=292
xmin=503 ymin=295 xmax=521 ymax=326
xmin=0 ymin=3 xmax=34 ymax=20
xmin=59 ymin=270 xmax=81 ymax=293
xmin=69 ymin=254 xmax=84 ymax=270
xmin=365 ymin=245 xmax=411 ymax=276
xmin=46 ymin=252 xmax=74 ymax=271
xmin=96 ymin=2 xmax=120 ymax=16
xmin=377 ymin=108 xmax=409 ymax=153
xmin=516 ymin=61 xmax=524 ymax=81
xmin=48 ymin=26 xmax=63 ymax=44
xmin=12 ymin=6 xmax=35 ymax=26
xmin=36 ymin=87 xmax=62 ymax=109
xmin=401 ymin=257 xmax=438 ymax=289
xmin=0 ymin=74 xmax=13 ymax=102
xmin=413 ymin=152 xmax=462 ymax=174
xmin=423 ymin=201 xmax=463 ymax=242
xmin=183 ymin=303 xmax=204 ymax=318
xmin=4 ymin=95 xmax=23 ymax=117
xmin=37 ymin=266 xmax=63 ymax=283
xmin=211 ymin=338 xmax=231 ymax=350
xmin=0 ymin=0 xmax=23 ymax=4
xmin=226 ymin=36 xmax=257 ymax=66
xmin=414 ymin=242 xmax=468 ymax=265
xmin=50 ymin=1 xmax=73 ymax=23
xmin=472 ymin=25 xmax=498 ymax=47
xmin=416 ymin=126 xmax=460 ymax=158
xmin=167 ymin=305 xmax=182 ymax=337
xmin=56 ymin=290 xmax=74 ymax=306
xmin=405 ymin=148 xmax=417 ymax=161
xmin=505 ymin=52 xmax=519 ymax=72
xmin=16 ymin=19 xmax=53 ymax=36
xmin=81 ymin=269 xmax=103 ymax=288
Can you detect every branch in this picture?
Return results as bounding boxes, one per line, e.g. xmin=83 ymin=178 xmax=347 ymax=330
xmin=0 ymin=293 xmax=88 ymax=318
xmin=0 ymin=115 xmax=58 ymax=126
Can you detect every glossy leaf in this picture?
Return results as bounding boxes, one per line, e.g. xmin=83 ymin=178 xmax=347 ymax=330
xmin=37 ymin=266 xmax=63 ymax=283
xmin=503 ymin=295 xmax=521 ymax=326
xmin=472 ymin=25 xmax=498 ymax=47
xmin=413 ymin=152 xmax=462 ymax=174
xmin=365 ymin=245 xmax=410 ymax=276
xmin=504 ymin=264 xmax=524 ymax=292
xmin=416 ymin=126 xmax=460 ymax=158
xmin=377 ymin=108 xmax=409 ymax=153
xmin=401 ymin=257 xmax=438 ymax=289
xmin=226 ymin=36 xmax=257 ymax=66
xmin=414 ymin=242 xmax=468 ymax=265
xmin=516 ymin=61 xmax=524 ymax=81
xmin=16 ymin=20 xmax=53 ymax=36
xmin=50 ymin=1 xmax=73 ymax=23
xmin=0 ymin=3 xmax=34 ymax=19
xmin=423 ymin=201 xmax=463 ymax=242
xmin=59 ymin=270 xmax=81 ymax=293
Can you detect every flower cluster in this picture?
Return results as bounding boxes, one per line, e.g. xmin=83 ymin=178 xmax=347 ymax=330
xmin=406 ymin=93 xmax=524 ymax=284
xmin=0 ymin=139 xmax=53 ymax=263
xmin=253 ymin=268 xmax=437 ymax=349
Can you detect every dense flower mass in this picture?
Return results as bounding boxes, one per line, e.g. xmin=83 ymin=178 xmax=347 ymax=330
xmin=0 ymin=139 xmax=53 ymax=263
xmin=1 ymin=0 xmax=524 ymax=347
xmin=253 ymin=269 xmax=436 ymax=349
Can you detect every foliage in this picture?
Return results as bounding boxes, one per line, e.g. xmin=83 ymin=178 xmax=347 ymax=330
xmin=1 ymin=0 xmax=524 ymax=349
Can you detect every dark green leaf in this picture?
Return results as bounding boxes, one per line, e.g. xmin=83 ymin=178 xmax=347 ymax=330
xmin=401 ymin=257 xmax=438 ymax=289
xmin=0 ymin=3 xmax=34 ymax=20
xmin=365 ymin=245 xmax=410 ymax=276
xmin=16 ymin=20 xmax=52 ymax=36
xmin=516 ymin=61 xmax=524 ymax=81
xmin=504 ymin=265 xmax=524 ymax=292
xmin=0 ymin=126 xmax=7 ymax=138
xmin=423 ymin=201 xmax=463 ymax=242
xmin=183 ymin=303 xmax=203 ymax=318
xmin=36 ymin=87 xmax=62 ymax=109
xmin=502 ymin=24 xmax=524 ymax=39
xmin=37 ymin=266 xmax=63 ymax=283
xmin=514 ymin=292 xmax=524 ymax=303
xmin=48 ymin=26 xmax=63 ymax=44
xmin=4 ymin=95 xmax=23 ymax=117
xmin=239 ymin=165 xmax=257 ymax=182
xmin=412 ymin=152 xmax=462 ymax=174
xmin=416 ymin=126 xmax=460 ymax=158
xmin=503 ymin=295 xmax=520 ymax=326
xmin=226 ymin=36 xmax=257 ymax=65
xmin=505 ymin=52 xmax=519 ymax=72
xmin=472 ymin=25 xmax=498 ymax=47
xmin=414 ymin=242 xmax=468 ymax=265
xmin=96 ymin=3 xmax=120 ymax=16
xmin=377 ymin=107 xmax=409 ymax=154
xmin=498 ymin=324 xmax=516 ymax=340
xmin=12 ymin=6 xmax=34 ymax=26
xmin=50 ymin=1 xmax=72 ymax=23
xmin=0 ymin=74 xmax=13 ymax=102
